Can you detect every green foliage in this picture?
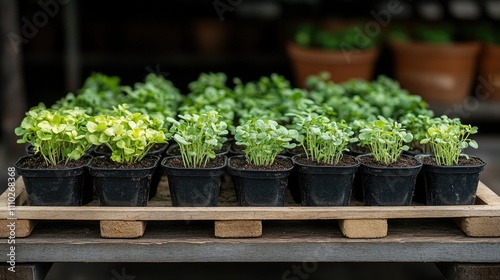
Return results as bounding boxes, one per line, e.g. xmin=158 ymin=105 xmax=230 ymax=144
xmin=233 ymin=75 xmax=287 ymax=123
xmin=180 ymin=87 xmax=236 ymax=128
xmin=188 ymin=72 xmax=229 ymax=95
xmin=15 ymin=106 xmax=92 ymax=166
xmin=235 ymin=119 xmax=299 ymax=166
xmin=233 ymin=74 xmax=322 ymax=125
xmin=415 ymin=26 xmax=453 ymax=43
xmin=389 ymin=26 xmax=454 ymax=44
xmin=292 ymin=113 xmax=357 ymax=165
xmin=400 ymin=113 xmax=435 ymax=153
xmin=294 ymin=24 xmax=376 ymax=50
xmin=476 ymin=25 xmax=500 ymax=45
xmin=52 ymin=72 xmax=124 ymax=115
xmin=86 ymin=104 xmax=169 ymax=163
xmin=358 ymin=116 xmax=413 ymax=165
xmin=123 ymin=73 xmax=183 ymax=121
xmin=307 ymin=73 xmax=433 ymax=124
xmin=167 ymin=111 xmax=228 ymax=168
xmin=388 ymin=26 xmax=411 ymax=42
xmin=420 ymin=116 xmax=478 ymax=166
xmin=82 ymin=72 xmax=122 ymax=93
xmin=180 ymin=73 xmax=235 ymax=128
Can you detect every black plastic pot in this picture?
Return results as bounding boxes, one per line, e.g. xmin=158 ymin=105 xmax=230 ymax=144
xmin=287 ymin=166 xmax=302 ymax=204
xmin=14 ymin=156 xmax=90 ymax=206
xmin=285 ymin=147 xmax=305 ymax=204
xmin=411 ymin=153 xmax=432 ymax=204
xmin=357 ymin=154 xmax=422 ymax=206
xmin=226 ymin=155 xmax=294 ymax=206
xmin=412 ymin=169 xmax=426 ymax=204
xmin=348 ymin=149 xmax=370 ymax=202
xmin=416 ymin=154 xmax=486 ymax=205
xmin=292 ymin=154 xmax=359 ymax=206
xmin=89 ymin=156 xmax=159 ymax=206
xmin=25 ymin=144 xmax=35 ymax=155
xmin=82 ymin=169 xmax=94 ymax=205
xmin=228 ymin=141 xmax=245 ymax=157
xmin=147 ymin=144 xmax=168 ymax=200
xmin=91 ymin=144 xmax=167 ymax=200
xmin=162 ymin=155 xmax=227 ymax=206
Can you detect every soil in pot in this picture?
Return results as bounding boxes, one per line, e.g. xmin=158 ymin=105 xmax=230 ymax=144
xmin=287 ymin=42 xmax=379 ymax=87
xmin=227 ymin=155 xmax=294 ymax=207
xmin=89 ymin=156 xmax=159 ymax=207
xmin=417 ymin=155 xmax=486 ymax=205
xmin=15 ymin=156 xmax=90 ymax=206
xmin=357 ymin=154 xmax=422 ymax=206
xmin=162 ymin=156 xmax=227 ymax=207
xmin=292 ymin=154 xmax=359 ymax=206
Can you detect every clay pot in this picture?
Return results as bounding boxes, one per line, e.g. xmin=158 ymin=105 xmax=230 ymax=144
xmin=193 ymin=18 xmax=230 ymax=55
xmin=390 ymin=40 xmax=481 ymax=104
xmin=478 ymin=43 xmax=500 ymax=100
xmin=286 ymin=42 xmax=379 ymax=88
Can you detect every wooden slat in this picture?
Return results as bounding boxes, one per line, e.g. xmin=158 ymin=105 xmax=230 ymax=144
xmin=1 ymin=204 xmax=499 ymax=221
xmin=4 ymin=220 xmax=500 ymax=263
xmin=476 ymin=181 xmax=500 ymax=205
xmin=338 ymin=219 xmax=388 ymax=238
xmin=0 ymin=177 xmax=24 ymax=205
xmin=0 ymin=220 xmax=36 ymax=238
xmin=215 ymin=220 xmax=262 ymax=238
xmin=100 ymin=221 xmax=146 ymax=238
xmin=455 ymin=217 xmax=500 ymax=237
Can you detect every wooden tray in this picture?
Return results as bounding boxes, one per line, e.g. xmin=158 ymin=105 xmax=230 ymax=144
xmin=1 ymin=176 xmax=499 ymax=239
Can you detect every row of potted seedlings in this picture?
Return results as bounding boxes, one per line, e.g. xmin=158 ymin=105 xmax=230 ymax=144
xmin=14 ymin=72 xmax=486 ymax=208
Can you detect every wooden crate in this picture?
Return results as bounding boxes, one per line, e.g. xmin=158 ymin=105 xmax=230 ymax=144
xmin=1 ymin=176 xmax=499 ymax=239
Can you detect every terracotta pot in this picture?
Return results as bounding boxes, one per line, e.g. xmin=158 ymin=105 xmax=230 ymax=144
xmin=390 ymin=40 xmax=480 ymax=104
xmin=286 ymin=42 xmax=379 ymax=88
xmin=193 ymin=18 xmax=230 ymax=55
xmin=478 ymin=43 xmax=500 ymax=100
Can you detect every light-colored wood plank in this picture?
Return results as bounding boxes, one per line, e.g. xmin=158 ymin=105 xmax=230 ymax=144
xmin=0 ymin=177 xmax=25 ymax=206
xmin=455 ymin=217 xmax=500 ymax=237
xmin=215 ymin=220 xmax=262 ymax=238
xmin=16 ymin=186 xmax=28 ymax=206
xmin=476 ymin=181 xmax=500 ymax=205
xmin=0 ymin=220 xmax=36 ymax=238
xmin=338 ymin=219 xmax=388 ymax=238
xmin=1 ymin=204 xmax=499 ymax=221
xmin=100 ymin=221 xmax=146 ymax=238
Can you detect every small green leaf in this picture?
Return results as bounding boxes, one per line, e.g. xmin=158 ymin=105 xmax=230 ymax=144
xmin=469 ymin=140 xmax=478 ymax=149
xmin=174 ymin=134 xmax=190 ymax=145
